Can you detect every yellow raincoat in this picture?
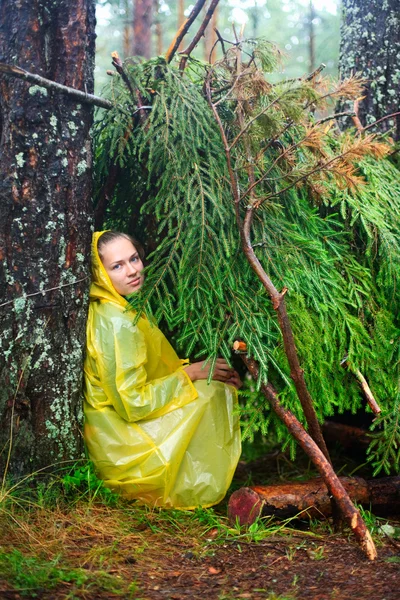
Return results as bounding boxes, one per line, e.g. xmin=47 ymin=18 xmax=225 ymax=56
xmin=83 ymin=232 xmax=241 ymax=508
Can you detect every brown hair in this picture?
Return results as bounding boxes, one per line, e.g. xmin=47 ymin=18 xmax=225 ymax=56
xmin=97 ymin=231 xmax=145 ymax=261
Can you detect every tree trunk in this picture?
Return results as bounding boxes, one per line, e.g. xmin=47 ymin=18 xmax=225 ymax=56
xmin=0 ymin=0 xmax=95 ymax=477
xmin=133 ymin=0 xmax=153 ymax=58
xmin=229 ymin=476 xmax=400 ymax=524
xmin=309 ymin=1 xmax=316 ymax=73
xmin=339 ymin=0 xmax=400 ymax=139
xmin=124 ymin=0 xmax=134 ymax=59
xmin=178 ymin=0 xmax=185 ymax=50
xmin=154 ymin=0 xmax=163 ymax=55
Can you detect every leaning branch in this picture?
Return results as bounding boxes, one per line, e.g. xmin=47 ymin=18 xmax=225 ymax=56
xmin=165 ymin=0 xmax=207 ymax=64
xmin=242 ymin=354 xmax=377 ymax=560
xmin=362 ymin=110 xmax=400 ymax=132
xmin=0 ymin=62 xmax=113 ymax=110
xmin=179 ymin=0 xmax=220 ymax=71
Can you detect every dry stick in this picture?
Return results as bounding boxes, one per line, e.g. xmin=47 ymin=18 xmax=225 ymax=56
xmin=316 ymin=111 xmax=356 ymax=125
xmin=179 ymin=0 xmax=220 ymax=72
xmin=215 ymin=29 xmax=226 ymax=56
xmin=241 ymin=207 xmax=330 ymax=461
xmin=165 ymin=0 xmax=207 ymax=64
xmin=362 ymin=110 xmax=400 ymax=132
xmin=0 ymin=62 xmax=113 ymax=110
xmin=94 ymin=53 xmax=151 ymax=228
xmin=273 ymin=62 xmax=326 ymax=87
xmin=110 ymin=51 xmax=150 ymax=124
xmin=341 ymin=357 xmax=381 ymax=415
xmin=354 ymin=370 xmax=381 ymax=414
xmin=352 ymin=98 xmax=364 ymax=132
xmin=242 ymin=355 xmax=377 ymax=561
xmin=208 ymin=28 xmax=221 ymax=64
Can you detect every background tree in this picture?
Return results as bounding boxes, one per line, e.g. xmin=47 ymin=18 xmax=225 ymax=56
xmin=339 ymin=0 xmax=400 ymax=139
xmin=133 ymin=0 xmax=153 ymax=58
xmin=0 ymin=0 xmax=96 ymax=476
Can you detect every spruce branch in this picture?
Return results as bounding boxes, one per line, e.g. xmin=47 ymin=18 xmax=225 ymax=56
xmin=204 ymin=42 xmax=390 ymax=554
xmin=207 ymin=47 xmax=331 ymax=459
xmin=243 ymin=134 xmax=389 ymax=206
xmin=241 ymin=200 xmax=331 ymax=461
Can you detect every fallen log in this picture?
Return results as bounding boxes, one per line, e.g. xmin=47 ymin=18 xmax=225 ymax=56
xmin=228 ymin=476 xmax=400 ymax=525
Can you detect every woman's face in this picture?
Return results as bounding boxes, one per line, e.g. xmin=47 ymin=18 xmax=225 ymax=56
xmin=100 ymin=237 xmax=144 ymax=296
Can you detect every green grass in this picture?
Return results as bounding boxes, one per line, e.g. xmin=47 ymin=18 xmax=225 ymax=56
xmin=0 ymin=548 xmax=139 ymax=598
xmin=1 ymin=456 xmax=398 ymax=599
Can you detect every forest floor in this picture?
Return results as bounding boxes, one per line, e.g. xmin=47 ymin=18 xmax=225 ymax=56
xmin=1 ymin=442 xmax=400 ymax=600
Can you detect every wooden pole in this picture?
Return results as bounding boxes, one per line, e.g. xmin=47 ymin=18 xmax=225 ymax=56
xmin=165 ymin=0 xmax=206 ymax=63
xmin=241 ymin=355 xmax=377 ymax=560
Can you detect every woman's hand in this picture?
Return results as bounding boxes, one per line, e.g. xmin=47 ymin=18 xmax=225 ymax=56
xmin=225 ymin=370 xmax=243 ymax=390
xmin=184 ymin=359 xmax=242 ymax=389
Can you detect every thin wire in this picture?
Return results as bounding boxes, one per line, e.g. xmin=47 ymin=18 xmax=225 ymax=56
xmin=0 ymin=276 xmax=89 ymax=309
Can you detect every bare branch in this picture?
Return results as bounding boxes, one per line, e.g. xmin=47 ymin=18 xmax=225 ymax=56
xmin=0 ymin=62 xmax=113 ymax=110
xmin=165 ymin=0 xmax=207 ymax=64
xmin=241 ymin=355 xmax=377 ymax=561
xmin=179 ymin=0 xmax=220 ymax=72
xmin=363 ymin=110 xmax=400 ymax=132
xmin=215 ymin=29 xmax=227 ymax=55
xmin=275 ymin=63 xmax=326 ymax=86
xmin=315 ymin=111 xmax=356 ymax=125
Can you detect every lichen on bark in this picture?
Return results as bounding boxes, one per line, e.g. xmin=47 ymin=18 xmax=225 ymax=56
xmin=339 ymin=0 xmax=400 ymax=139
xmin=0 ymin=0 xmax=96 ymax=476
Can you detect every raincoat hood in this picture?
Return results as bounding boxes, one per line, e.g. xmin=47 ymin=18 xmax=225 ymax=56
xmin=90 ymin=231 xmax=128 ymax=309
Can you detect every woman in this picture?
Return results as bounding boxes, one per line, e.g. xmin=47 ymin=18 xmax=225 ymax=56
xmin=83 ymin=231 xmax=242 ymax=508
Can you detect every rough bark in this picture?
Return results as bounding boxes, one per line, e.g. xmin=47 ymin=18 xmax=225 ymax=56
xmin=339 ymin=0 xmax=400 ymax=139
xmin=229 ymin=476 xmax=400 ymax=524
xmin=0 ymin=0 xmax=96 ymax=476
xmin=133 ymin=0 xmax=153 ymax=59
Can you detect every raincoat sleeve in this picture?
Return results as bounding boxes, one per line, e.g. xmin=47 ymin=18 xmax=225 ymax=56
xmin=90 ymin=308 xmax=197 ymax=422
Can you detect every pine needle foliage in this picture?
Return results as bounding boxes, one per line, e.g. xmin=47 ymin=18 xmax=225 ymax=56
xmin=93 ymin=41 xmax=400 ymax=472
